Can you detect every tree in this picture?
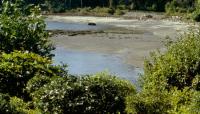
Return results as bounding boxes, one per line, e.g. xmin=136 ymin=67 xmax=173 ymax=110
xmin=0 ymin=0 xmax=54 ymax=57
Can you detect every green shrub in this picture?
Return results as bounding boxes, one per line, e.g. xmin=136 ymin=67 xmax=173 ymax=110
xmin=192 ymin=2 xmax=200 ymax=22
xmin=167 ymin=88 xmax=195 ymax=113
xmin=165 ymin=0 xmax=195 ymax=14
xmin=117 ymin=5 xmax=127 ymax=10
xmin=142 ymin=32 xmax=200 ymax=91
xmin=126 ymin=88 xmax=197 ymax=114
xmin=26 ymin=75 xmax=52 ymax=94
xmin=126 ymin=88 xmax=170 ymax=114
xmin=79 ymin=7 xmax=92 ymax=15
xmin=30 ymin=72 xmax=136 ymax=114
xmin=0 ymin=93 xmax=40 ymax=114
xmin=189 ymin=91 xmax=200 ymax=113
xmin=80 ymin=72 xmax=136 ymax=113
xmin=0 ymin=93 xmax=18 ymax=114
xmin=114 ymin=9 xmax=125 ymax=15
xmin=192 ymin=11 xmax=200 ymax=21
xmin=93 ymin=7 xmax=114 ymax=15
xmin=9 ymin=97 xmax=41 ymax=114
xmin=0 ymin=51 xmax=67 ymax=99
xmin=0 ymin=0 xmax=54 ymax=57
xmin=125 ymin=30 xmax=200 ymax=113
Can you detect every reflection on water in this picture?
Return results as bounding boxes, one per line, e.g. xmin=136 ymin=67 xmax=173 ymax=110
xmin=53 ymin=47 xmax=143 ymax=83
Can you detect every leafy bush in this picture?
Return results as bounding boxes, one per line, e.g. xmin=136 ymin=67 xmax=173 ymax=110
xmin=125 ymin=30 xmax=200 ymax=113
xmin=30 ymin=72 xmax=136 ymax=114
xmin=9 ymin=96 xmax=41 ymax=114
xmin=26 ymin=75 xmax=52 ymax=94
xmin=93 ymin=7 xmax=115 ymax=15
xmin=142 ymin=32 xmax=200 ymax=91
xmin=189 ymin=91 xmax=200 ymax=113
xmin=192 ymin=1 xmax=200 ymax=21
xmin=0 ymin=93 xmax=40 ymax=114
xmin=0 ymin=51 xmax=67 ymax=99
xmin=114 ymin=9 xmax=125 ymax=15
xmin=192 ymin=10 xmax=200 ymax=21
xmin=0 ymin=93 xmax=19 ymax=114
xmin=79 ymin=72 xmax=136 ymax=113
xmin=117 ymin=5 xmax=127 ymax=10
xmin=126 ymin=88 xmax=197 ymax=114
xmin=165 ymin=0 xmax=195 ymax=14
xmin=0 ymin=0 xmax=54 ymax=57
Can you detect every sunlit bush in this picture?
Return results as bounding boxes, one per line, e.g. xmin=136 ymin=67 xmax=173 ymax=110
xmin=30 ymin=72 xmax=136 ymax=114
xmin=0 ymin=0 xmax=54 ymax=57
xmin=126 ymin=87 xmax=198 ymax=114
xmin=142 ymin=32 xmax=200 ymax=91
xmin=126 ymin=30 xmax=200 ymax=113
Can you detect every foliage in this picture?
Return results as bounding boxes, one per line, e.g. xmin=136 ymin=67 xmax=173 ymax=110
xmin=0 ymin=51 xmax=67 ymax=99
xmin=165 ymin=0 xmax=195 ymax=14
xmin=192 ymin=0 xmax=200 ymax=21
xmin=142 ymin=32 xmax=200 ymax=91
xmin=30 ymin=72 xmax=136 ymax=114
xmin=126 ymin=88 xmax=198 ymax=114
xmin=189 ymin=91 xmax=200 ymax=113
xmin=1 ymin=0 xmax=200 ymax=114
xmin=26 ymin=75 xmax=52 ymax=94
xmin=0 ymin=93 xmax=20 ymax=114
xmin=114 ymin=9 xmax=125 ymax=15
xmin=0 ymin=93 xmax=41 ymax=114
xmin=45 ymin=0 xmax=66 ymax=13
xmin=79 ymin=72 xmax=136 ymax=113
xmin=125 ymin=30 xmax=200 ymax=113
xmin=9 ymin=97 xmax=41 ymax=114
xmin=68 ymin=7 xmax=115 ymax=16
xmin=0 ymin=0 xmax=54 ymax=57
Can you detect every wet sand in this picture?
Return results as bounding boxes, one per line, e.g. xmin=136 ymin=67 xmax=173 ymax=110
xmin=49 ymin=16 xmax=195 ymax=68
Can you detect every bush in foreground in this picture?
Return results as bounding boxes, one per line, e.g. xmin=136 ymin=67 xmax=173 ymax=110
xmin=126 ymin=30 xmax=200 ymax=113
xmin=0 ymin=51 xmax=67 ymax=99
xmin=0 ymin=0 xmax=54 ymax=57
xmin=29 ymin=72 xmax=136 ymax=114
xmin=0 ymin=93 xmax=41 ymax=114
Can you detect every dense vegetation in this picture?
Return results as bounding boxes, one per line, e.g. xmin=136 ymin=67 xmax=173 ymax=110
xmin=0 ymin=0 xmax=197 ymax=12
xmin=1 ymin=0 xmax=200 ymax=113
xmin=0 ymin=0 xmax=199 ymax=21
xmin=126 ymin=32 xmax=200 ymax=113
xmin=4 ymin=0 xmax=197 ymax=21
xmin=0 ymin=1 xmax=135 ymax=113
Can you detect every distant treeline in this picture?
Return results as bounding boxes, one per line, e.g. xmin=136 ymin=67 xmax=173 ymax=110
xmin=0 ymin=0 xmax=195 ymax=12
xmin=1 ymin=0 xmax=200 ymax=21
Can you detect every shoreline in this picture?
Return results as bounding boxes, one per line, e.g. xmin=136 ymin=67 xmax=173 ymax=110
xmin=48 ymin=15 xmax=196 ymax=68
xmin=44 ymin=11 xmax=194 ymax=22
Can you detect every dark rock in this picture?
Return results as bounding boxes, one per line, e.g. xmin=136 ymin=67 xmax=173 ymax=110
xmin=88 ymin=22 xmax=96 ymax=26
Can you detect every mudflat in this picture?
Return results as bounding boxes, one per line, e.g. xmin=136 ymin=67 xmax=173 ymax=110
xmin=49 ymin=15 xmax=195 ymax=68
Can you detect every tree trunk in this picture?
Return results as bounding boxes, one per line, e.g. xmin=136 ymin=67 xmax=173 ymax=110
xmin=109 ymin=0 xmax=113 ymax=8
xmin=81 ymin=0 xmax=83 ymax=8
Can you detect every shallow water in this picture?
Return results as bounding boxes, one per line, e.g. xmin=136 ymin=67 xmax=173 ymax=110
xmin=47 ymin=16 xmax=191 ymax=83
xmin=53 ymin=47 xmax=142 ymax=83
xmin=46 ymin=21 xmax=112 ymax=31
